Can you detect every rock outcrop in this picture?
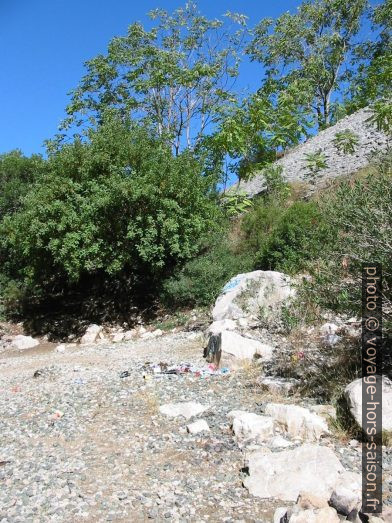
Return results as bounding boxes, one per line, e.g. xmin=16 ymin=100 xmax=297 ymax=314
xmin=206 ymin=330 xmax=273 ymax=368
xmin=228 ymin=410 xmax=274 ymax=445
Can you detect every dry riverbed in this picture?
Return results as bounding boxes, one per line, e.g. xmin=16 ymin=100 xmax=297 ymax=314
xmin=0 ymin=331 xmax=390 ymax=522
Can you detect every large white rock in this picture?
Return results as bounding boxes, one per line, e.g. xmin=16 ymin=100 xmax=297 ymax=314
xmin=243 ymin=444 xmax=344 ymax=501
xmin=329 ymin=470 xmax=361 ymax=515
xmin=274 ymin=507 xmax=289 ymax=523
xmin=289 ymin=507 xmax=340 ymax=522
xmin=206 ymin=330 xmax=274 ymax=368
xmin=186 ymin=419 xmax=210 ymax=434
xmin=80 ymin=324 xmax=103 ymax=345
xmin=221 ymin=331 xmax=273 ymax=360
xmin=212 ymin=271 xmax=294 ymax=322
xmin=265 ymin=403 xmax=330 ymax=441
xmin=112 ymin=331 xmax=125 ymax=343
xmin=228 ymin=410 xmax=274 ymax=444
xmin=10 ymin=335 xmax=39 ymax=350
xmin=344 ymin=376 xmax=392 ymax=431
xmin=159 ymin=402 xmax=208 ymax=420
xmin=123 ymin=329 xmax=138 ymax=341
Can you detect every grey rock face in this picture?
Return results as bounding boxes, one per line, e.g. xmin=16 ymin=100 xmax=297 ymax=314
xmin=234 ymin=108 xmax=389 ymax=197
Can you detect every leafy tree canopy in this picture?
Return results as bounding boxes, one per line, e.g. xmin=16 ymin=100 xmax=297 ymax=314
xmin=59 ymin=3 xmax=248 ymax=156
xmin=247 ymin=0 xmax=369 ymax=129
xmin=347 ymin=0 xmax=391 ymax=116
xmin=0 ymin=117 xmax=221 ymax=304
xmin=0 ymin=150 xmax=44 ymax=219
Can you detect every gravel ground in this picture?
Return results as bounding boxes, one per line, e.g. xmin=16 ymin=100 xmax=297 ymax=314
xmin=0 ymin=331 xmax=391 ymax=522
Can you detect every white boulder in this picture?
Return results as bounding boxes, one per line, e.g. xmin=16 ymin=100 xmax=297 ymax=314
xmin=159 ymin=402 xmax=208 ymax=420
xmin=221 ymin=331 xmax=273 ymax=360
xmin=10 ymin=335 xmax=39 ymax=351
xmin=186 ymin=419 xmax=210 ymax=434
xmin=123 ymin=329 xmax=137 ymax=341
xmin=212 ymin=270 xmax=294 ymax=322
xmin=289 ymin=507 xmax=340 ymax=522
xmin=329 ymin=470 xmax=361 ymax=515
xmin=265 ymin=403 xmax=330 ymax=441
xmin=243 ymin=444 xmax=344 ymax=501
xmin=274 ymin=507 xmax=289 ymax=523
xmin=270 ymin=435 xmax=292 ymax=448
xmin=80 ymin=324 xmax=103 ymax=345
xmin=112 ymin=332 xmax=125 ymax=343
xmin=309 ymin=404 xmax=336 ymax=421
xmin=344 ymin=376 xmax=392 ymax=431
xmin=206 ymin=330 xmax=274 ymax=368
xmin=228 ymin=410 xmax=274 ymax=445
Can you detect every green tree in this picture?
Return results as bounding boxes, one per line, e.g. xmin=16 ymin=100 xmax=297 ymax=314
xmin=348 ymin=0 xmax=392 ymax=110
xmin=60 ymin=3 xmax=247 ymax=155
xmin=0 ymin=150 xmax=44 ymax=219
xmin=0 ymin=117 xmax=221 ymax=309
xmin=210 ymin=90 xmax=312 ymax=180
xmin=247 ymin=0 xmax=368 ymax=129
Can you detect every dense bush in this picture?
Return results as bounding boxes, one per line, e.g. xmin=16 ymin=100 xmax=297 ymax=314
xmin=258 ymin=201 xmax=332 ymax=273
xmin=161 ymin=232 xmax=253 ymax=308
xmin=240 ymin=195 xmax=331 ymax=274
xmin=0 ymin=118 xmax=221 ymax=316
xmin=0 ymin=150 xmax=44 ymax=219
xmin=306 ymin=152 xmax=392 ymax=324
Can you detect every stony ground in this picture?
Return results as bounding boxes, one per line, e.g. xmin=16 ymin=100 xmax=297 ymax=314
xmin=0 ymin=331 xmax=390 ymax=523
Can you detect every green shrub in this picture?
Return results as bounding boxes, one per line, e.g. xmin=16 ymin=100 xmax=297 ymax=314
xmin=0 ymin=118 xmax=221 ymax=316
xmin=0 ymin=150 xmax=44 ymax=219
xmin=240 ymin=198 xmax=287 ymax=258
xmin=305 ymin=153 xmax=392 ymax=327
xmin=221 ymin=192 xmax=253 ymax=218
xmin=241 ymin=197 xmax=331 ymax=274
xmin=263 ymin=164 xmax=291 ymax=201
xmin=258 ymin=201 xmax=332 ymax=273
xmin=161 ymin=233 xmax=253 ymax=308
xmin=333 ymin=129 xmax=360 ymax=155
xmin=303 ymin=149 xmax=328 ymax=184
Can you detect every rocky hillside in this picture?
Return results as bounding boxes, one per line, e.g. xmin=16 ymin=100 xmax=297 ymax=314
xmin=234 ymin=108 xmax=389 ymax=197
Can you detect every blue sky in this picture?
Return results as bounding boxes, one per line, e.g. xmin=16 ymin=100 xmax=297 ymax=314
xmin=0 ymin=0 xmax=305 ymax=156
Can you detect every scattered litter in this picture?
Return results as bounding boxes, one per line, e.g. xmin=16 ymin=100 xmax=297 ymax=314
xmin=141 ymin=361 xmax=231 ymax=379
xmin=119 ymin=371 xmax=130 ymax=379
xmin=52 ymin=410 xmax=64 ymax=419
xmin=33 ymin=369 xmax=44 ymax=378
xmin=11 ymin=386 xmax=21 ymax=393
